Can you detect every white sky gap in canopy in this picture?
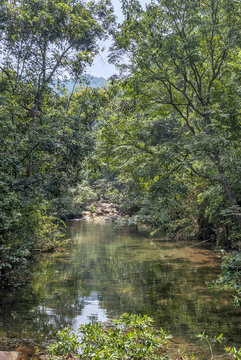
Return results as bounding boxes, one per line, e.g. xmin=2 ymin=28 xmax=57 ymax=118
xmin=88 ymin=0 xmax=149 ymax=79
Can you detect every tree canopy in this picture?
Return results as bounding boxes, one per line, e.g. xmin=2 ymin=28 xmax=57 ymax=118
xmin=0 ymin=0 xmax=113 ymax=285
xmin=95 ymin=0 xmax=241 ymax=244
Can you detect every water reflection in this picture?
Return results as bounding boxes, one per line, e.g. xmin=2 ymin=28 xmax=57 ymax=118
xmin=73 ymin=292 xmax=108 ymax=330
xmin=0 ymin=221 xmax=240 ymax=352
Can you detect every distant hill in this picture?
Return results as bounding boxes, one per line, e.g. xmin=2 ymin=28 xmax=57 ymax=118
xmin=53 ymin=75 xmax=107 ymax=93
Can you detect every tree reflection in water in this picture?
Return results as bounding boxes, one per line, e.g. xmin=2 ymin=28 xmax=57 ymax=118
xmin=0 ymin=221 xmax=240 ymax=351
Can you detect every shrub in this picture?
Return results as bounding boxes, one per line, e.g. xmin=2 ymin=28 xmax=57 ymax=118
xmin=211 ymin=252 xmax=241 ymax=307
xmin=47 ymin=313 xmax=172 ymax=359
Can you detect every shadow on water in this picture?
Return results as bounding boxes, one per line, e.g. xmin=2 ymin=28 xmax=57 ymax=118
xmin=0 ymin=221 xmax=240 ymax=358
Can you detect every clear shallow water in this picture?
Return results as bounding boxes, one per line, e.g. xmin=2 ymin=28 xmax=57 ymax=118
xmin=0 ymin=221 xmax=240 ymax=355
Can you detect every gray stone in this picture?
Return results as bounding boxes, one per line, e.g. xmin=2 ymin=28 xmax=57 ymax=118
xmin=0 ymin=352 xmax=20 ymax=360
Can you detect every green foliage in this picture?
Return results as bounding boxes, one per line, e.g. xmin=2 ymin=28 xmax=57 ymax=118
xmin=0 ymin=79 xmax=109 ymax=284
xmin=48 ymin=326 xmax=80 ymax=356
xmin=211 ymin=252 xmax=241 ymax=307
xmin=224 ymin=346 xmax=241 ymax=360
xmin=0 ymin=0 xmax=113 ymax=286
xmin=197 ymin=332 xmax=241 ymax=359
xmin=36 ymin=212 xmax=66 ymax=252
xmin=96 ymin=0 xmax=241 ymax=246
xmin=47 ymin=313 xmax=172 ymax=359
xmin=47 ymin=314 xmax=240 ymax=359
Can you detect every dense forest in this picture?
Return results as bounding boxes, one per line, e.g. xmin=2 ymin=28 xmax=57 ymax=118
xmin=0 ymin=0 xmax=240 ymax=305
xmin=0 ymin=0 xmax=113 ymax=285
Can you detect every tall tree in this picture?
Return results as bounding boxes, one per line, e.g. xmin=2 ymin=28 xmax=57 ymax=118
xmin=0 ymin=0 xmax=113 ymax=181
xmin=0 ymin=0 xmax=113 ymax=285
xmin=109 ymin=0 xmax=241 ymax=235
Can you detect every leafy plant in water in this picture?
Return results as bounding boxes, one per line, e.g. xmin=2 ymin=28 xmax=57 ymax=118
xmin=197 ymin=332 xmax=241 ymax=359
xmin=48 ymin=326 xmax=79 ymax=357
xmin=197 ymin=332 xmax=224 ymax=359
xmin=47 ymin=314 xmax=241 ymax=359
xmin=47 ymin=313 xmax=172 ymax=359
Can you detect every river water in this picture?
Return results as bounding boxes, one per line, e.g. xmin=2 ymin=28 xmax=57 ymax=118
xmin=0 ymin=221 xmax=240 ymax=357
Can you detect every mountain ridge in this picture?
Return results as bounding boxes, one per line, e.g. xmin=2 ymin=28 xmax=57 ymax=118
xmin=53 ymin=74 xmax=107 ymax=93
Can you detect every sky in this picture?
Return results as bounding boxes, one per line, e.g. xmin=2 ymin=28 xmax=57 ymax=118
xmin=87 ymin=0 xmax=149 ymax=79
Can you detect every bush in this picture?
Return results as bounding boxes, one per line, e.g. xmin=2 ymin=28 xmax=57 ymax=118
xmin=47 ymin=314 xmax=241 ymax=359
xmin=47 ymin=313 xmax=172 ymax=359
xmin=211 ymin=252 xmax=241 ymax=307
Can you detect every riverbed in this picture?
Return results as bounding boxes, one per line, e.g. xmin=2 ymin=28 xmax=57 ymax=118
xmin=0 ymin=221 xmax=240 ymax=358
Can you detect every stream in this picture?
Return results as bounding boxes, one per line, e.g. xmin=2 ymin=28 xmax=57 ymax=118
xmin=0 ymin=221 xmax=240 ymax=358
